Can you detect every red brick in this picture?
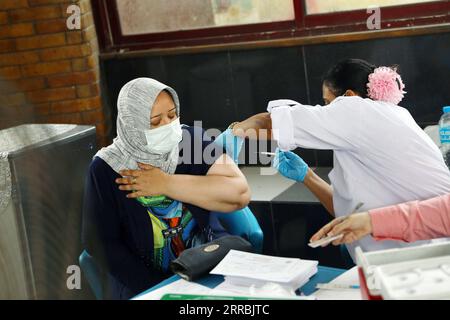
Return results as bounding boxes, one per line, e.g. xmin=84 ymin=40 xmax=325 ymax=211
xmin=0 ymin=23 xmax=34 ymax=39
xmin=0 ymin=78 xmax=45 ymax=94
xmin=71 ymin=58 xmax=86 ymax=71
xmin=82 ymin=25 xmax=97 ymax=42
xmin=22 ymin=60 xmax=71 ymax=77
xmin=66 ymin=31 xmax=82 ymax=44
xmin=80 ymin=12 xmax=94 ymax=28
xmin=88 ymin=56 xmax=98 ymax=69
xmin=0 ymin=39 xmax=15 ymax=53
xmin=27 ymin=86 xmax=76 ymax=103
xmin=94 ymin=122 xmax=108 ymax=137
xmin=89 ymin=38 xmax=99 ymax=54
xmin=39 ymin=44 xmax=91 ymax=61
xmin=76 ymin=83 xmax=99 ymax=98
xmin=71 ymin=56 xmax=98 ymax=71
xmin=51 ymin=96 xmax=101 ymax=113
xmin=47 ymin=70 xmax=97 ymax=87
xmin=33 ymin=103 xmax=51 ymax=116
xmin=0 ymin=81 xmax=15 ymax=94
xmin=0 ymin=12 xmax=8 ymax=25
xmin=35 ymin=18 xmax=67 ymax=34
xmin=0 ymin=66 xmax=21 ymax=80
xmin=43 ymin=112 xmax=83 ymax=124
xmin=0 ymin=0 xmax=28 ymax=10
xmin=72 ymin=58 xmax=88 ymax=71
xmin=0 ymin=51 xmax=40 ymax=67
xmin=78 ymin=0 xmax=92 ymax=14
xmin=81 ymin=108 xmax=105 ymax=124
xmin=10 ymin=6 xmax=62 ymax=23
xmin=29 ymin=0 xmax=72 ymax=5
xmin=0 ymin=93 xmax=27 ymax=107
xmin=0 ymin=78 xmax=46 ymax=94
xmin=15 ymin=78 xmax=47 ymax=92
xmin=16 ymin=33 xmax=66 ymax=51
xmin=81 ymin=43 xmax=92 ymax=56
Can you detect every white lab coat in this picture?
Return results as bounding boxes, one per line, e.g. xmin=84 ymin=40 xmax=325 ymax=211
xmin=268 ymin=96 xmax=450 ymax=261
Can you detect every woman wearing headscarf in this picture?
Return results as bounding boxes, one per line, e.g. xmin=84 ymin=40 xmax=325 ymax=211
xmin=82 ymin=78 xmax=250 ymax=299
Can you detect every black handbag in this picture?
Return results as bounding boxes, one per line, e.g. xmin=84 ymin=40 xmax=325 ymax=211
xmin=170 ymin=235 xmax=253 ymax=281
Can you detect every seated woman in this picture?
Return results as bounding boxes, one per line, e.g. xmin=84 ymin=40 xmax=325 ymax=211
xmin=82 ymin=78 xmax=250 ymax=300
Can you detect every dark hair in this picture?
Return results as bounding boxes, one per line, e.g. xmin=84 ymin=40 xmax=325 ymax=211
xmin=323 ymin=58 xmax=376 ymax=98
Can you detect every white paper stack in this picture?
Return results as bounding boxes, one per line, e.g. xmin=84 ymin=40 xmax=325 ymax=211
xmin=132 ymin=279 xmax=213 ymax=300
xmin=210 ymin=250 xmax=318 ymax=292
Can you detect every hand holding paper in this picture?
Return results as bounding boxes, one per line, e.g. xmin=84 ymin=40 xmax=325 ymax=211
xmin=310 ymin=211 xmax=372 ymax=246
xmin=310 ymin=202 xmax=368 ymax=247
xmin=308 ymin=234 xmax=344 ymax=248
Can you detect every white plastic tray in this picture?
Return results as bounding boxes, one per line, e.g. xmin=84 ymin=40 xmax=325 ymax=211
xmin=376 ymin=255 xmax=450 ymax=299
xmin=355 ymin=241 xmax=450 ymax=298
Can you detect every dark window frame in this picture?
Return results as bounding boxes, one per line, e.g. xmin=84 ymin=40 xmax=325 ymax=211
xmin=91 ymin=0 xmax=450 ymax=53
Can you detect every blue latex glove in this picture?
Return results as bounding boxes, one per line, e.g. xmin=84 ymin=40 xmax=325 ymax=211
xmin=214 ymin=128 xmax=244 ymax=164
xmin=273 ymin=148 xmax=309 ymax=182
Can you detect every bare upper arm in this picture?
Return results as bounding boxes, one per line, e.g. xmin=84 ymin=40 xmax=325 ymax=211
xmin=206 ymin=154 xmax=245 ymax=178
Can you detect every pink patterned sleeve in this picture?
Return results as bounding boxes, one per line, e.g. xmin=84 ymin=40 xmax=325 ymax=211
xmin=369 ymin=193 xmax=450 ymax=242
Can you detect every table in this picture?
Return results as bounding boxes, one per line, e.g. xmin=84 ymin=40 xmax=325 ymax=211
xmin=134 ymin=265 xmax=362 ymax=300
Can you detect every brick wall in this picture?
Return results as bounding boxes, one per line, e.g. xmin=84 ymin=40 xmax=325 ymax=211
xmin=0 ymin=0 xmax=109 ymax=147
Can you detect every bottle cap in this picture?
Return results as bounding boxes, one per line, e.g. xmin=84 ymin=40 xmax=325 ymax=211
xmin=443 ymin=106 xmax=450 ymax=113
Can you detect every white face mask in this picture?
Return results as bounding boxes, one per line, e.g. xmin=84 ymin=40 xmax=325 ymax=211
xmin=144 ymin=118 xmax=182 ymax=154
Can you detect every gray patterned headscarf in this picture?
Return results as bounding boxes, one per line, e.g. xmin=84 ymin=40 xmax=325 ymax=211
xmin=96 ymin=78 xmax=180 ymax=174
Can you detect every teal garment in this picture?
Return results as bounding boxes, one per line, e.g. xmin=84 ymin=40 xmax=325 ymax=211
xmin=214 ymin=128 xmax=244 ymax=163
xmin=212 ymin=128 xmax=264 ymax=253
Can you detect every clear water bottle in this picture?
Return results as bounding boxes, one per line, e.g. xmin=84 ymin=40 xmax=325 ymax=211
xmin=439 ymin=106 xmax=450 ymax=168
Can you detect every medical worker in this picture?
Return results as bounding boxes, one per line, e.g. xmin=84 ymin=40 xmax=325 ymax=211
xmin=232 ymin=58 xmax=450 ymax=261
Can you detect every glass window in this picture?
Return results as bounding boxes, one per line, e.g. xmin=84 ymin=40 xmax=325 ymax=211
xmin=304 ymin=0 xmax=438 ymax=15
xmin=116 ymin=0 xmax=295 ymax=36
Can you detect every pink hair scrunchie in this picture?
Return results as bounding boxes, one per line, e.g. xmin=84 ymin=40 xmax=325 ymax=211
xmin=367 ymin=66 xmax=406 ymax=105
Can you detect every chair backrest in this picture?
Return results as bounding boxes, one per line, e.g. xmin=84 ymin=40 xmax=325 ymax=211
xmin=79 ymin=250 xmax=103 ymax=300
xmin=211 ymin=207 xmax=264 ymax=253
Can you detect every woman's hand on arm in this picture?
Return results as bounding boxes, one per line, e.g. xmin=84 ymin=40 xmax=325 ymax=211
xmin=116 ymin=164 xmax=170 ymax=198
xmin=116 ymin=155 xmax=251 ymax=213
